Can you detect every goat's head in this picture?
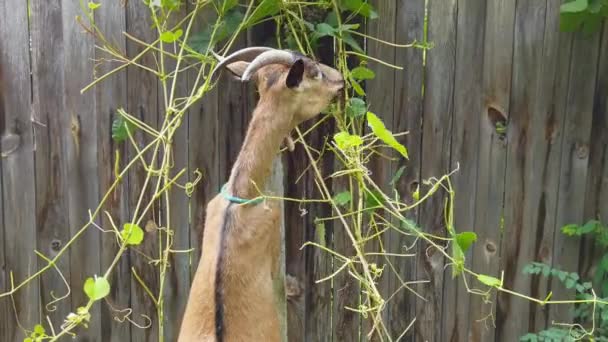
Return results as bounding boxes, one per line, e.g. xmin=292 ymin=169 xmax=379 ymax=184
xmin=214 ymin=47 xmax=344 ymax=124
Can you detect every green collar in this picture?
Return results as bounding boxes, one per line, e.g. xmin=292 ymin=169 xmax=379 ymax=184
xmin=220 ymin=184 xmax=264 ymax=205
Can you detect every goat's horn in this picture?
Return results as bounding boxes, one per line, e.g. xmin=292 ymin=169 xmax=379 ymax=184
xmin=213 ymin=46 xmax=275 ymax=73
xmin=241 ymin=50 xmax=296 ymax=81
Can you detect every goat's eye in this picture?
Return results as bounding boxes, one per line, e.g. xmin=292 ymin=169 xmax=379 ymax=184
xmin=314 ymin=71 xmax=323 ymax=80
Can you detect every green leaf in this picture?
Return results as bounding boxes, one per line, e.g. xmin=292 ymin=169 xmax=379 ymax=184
xmin=560 ymin=0 xmax=589 ymax=13
xmin=315 ymin=219 xmax=326 ymax=247
xmin=367 ymin=112 xmax=409 ymax=159
xmin=565 ymin=277 xmax=577 ymax=289
xmin=333 ymin=191 xmax=352 ymax=206
xmin=364 ymin=189 xmax=384 ymax=208
xmin=390 ymin=166 xmax=405 ymax=186
xmin=216 ymin=0 xmax=238 ymax=14
xmin=580 ymin=220 xmax=601 ymax=234
xmin=339 ymin=0 xmax=378 ymax=19
xmin=477 ymin=274 xmax=502 ymax=287
xmin=160 ymin=29 xmax=183 ymax=43
xmin=315 ymin=23 xmax=337 ymax=37
xmin=334 ymin=132 xmax=363 ymax=150
xmin=111 ymin=112 xmax=136 ymax=142
xmin=560 ymin=12 xmax=587 ymax=32
xmin=342 ymin=32 xmax=364 ymax=52
xmin=88 ymin=1 xmax=101 ymax=10
xmin=350 ymin=78 xmax=365 ymax=96
xmin=84 ymin=276 xmax=110 ymax=301
xmin=190 ymin=9 xmax=244 ymax=53
xmin=246 ymin=0 xmax=281 ymax=26
xmin=561 ymin=223 xmax=581 ymax=236
xmin=33 ymin=324 xmax=45 ymax=335
xmin=347 ymin=97 xmax=367 ymax=118
xmin=455 ymin=232 xmax=477 ymax=253
xmin=351 ymin=66 xmax=376 ymax=80
xmin=120 ymin=223 xmax=144 ymax=245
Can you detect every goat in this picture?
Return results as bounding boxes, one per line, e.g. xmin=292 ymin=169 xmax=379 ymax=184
xmin=178 ymin=47 xmax=344 ymax=342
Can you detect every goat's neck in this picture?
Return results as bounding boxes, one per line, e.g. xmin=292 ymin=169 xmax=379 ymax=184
xmin=227 ymin=98 xmax=292 ymax=199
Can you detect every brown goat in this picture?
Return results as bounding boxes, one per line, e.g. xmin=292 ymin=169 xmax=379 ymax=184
xmin=178 ymin=47 xmax=344 ymax=342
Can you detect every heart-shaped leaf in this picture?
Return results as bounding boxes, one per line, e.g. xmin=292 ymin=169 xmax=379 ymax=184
xmin=84 ymin=276 xmax=110 ymax=301
xmin=120 ymin=223 xmax=144 ymax=245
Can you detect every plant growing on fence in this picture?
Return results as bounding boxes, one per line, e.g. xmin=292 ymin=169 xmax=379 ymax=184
xmin=1 ymin=0 xmax=607 ymax=341
xmin=521 ymin=220 xmax=608 ymax=341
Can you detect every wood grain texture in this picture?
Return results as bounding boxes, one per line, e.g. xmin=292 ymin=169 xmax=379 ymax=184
xmin=188 ymin=7 xmax=219 ymax=280
xmin=579 ymin=24 xmax=608 ymax=292
xmin=365 ymin=1 xmax=396 ymax=339
xmin=416 ymin=1 xmax=456 ymax=341
xmin=442 ymin=1 xmax=487 ymax=340
xmin=495 ymin=1 xmax=573 ymax=339
xmin=30 ymin=0 xmax=73 ymax=331
xmin=126 ymin=1 xmax=160 ymax=340
xmin=62 ymin=0 xmax=102 ymax=340
xmin=0 ymin=0 xmax=39 ymax=339
xmin=387 ymin=2 xmax=425 ymax=340
xmin=468 ymin=1 xmax=515 ymax=341
xmin=162 ymin=9 xmax=192 ymax=342
xmin=549 ymin=20 xmax=602 ymax=325
xmin=95 ymin=2 xmax=132 ymax=341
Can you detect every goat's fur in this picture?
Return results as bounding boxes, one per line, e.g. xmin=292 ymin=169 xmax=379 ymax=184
xmin=178 ymin=49 xmax=343 ymax=342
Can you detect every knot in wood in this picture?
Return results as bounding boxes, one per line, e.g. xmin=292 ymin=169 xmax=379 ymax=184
xmin=575 ymin=142 xmax=589 ymax=159
xmin=1 ymin=133 xmax=21 ymax=157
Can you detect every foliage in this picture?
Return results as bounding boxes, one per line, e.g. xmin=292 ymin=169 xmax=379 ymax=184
xmin=560 ymin=0 xmax=608 ymax=34
xmin=522 ymin=220 xmax=608 ymax=341
xmin=2 ymin=0 xmax=606 ymax=341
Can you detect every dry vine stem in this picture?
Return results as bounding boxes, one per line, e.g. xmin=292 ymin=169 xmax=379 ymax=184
xmin=1 ymin=1 xmax=606 ymax=341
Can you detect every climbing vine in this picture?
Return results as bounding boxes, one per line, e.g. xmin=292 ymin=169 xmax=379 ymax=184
xmin=1 ymin=0 xmax=607 ymax=341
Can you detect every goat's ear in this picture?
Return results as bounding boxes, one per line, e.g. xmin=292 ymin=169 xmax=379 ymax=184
xmin=286 ymin=59 xmax=304 ymax=89
xmin=225 ymin=61 xmax=250 ymax=80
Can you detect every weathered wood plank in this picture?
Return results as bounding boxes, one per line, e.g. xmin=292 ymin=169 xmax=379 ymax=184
xmin=580 ymin=23 xmax=608 ymax=290
xmin=467 ymin=1 xmax=515 ymax=340
xmin=284 ymin=132 xmax=310 ymax=342
xmin=94 ymin=2 xmax=132 ymax=341
xmin=162 ymin=9 xmax=192 ymax=342
xmin=306 ymin=117 xmax=335 ymax=342
xmin=62 ymin=1 xmax=102 ymax=340
xmin=386 ymin=2 xmax=425 ymax=340
xmin=495 ymin=1 xmax=574 ymax=339
xmin=30 ymin=0 xmax=73 ymax=331
xmin=188 ymin=7 xmax=219 ymax=280
xmin=366 ymin=1 xmax=396 ymax=339
xmin=442 ymin=0 xmax=487 ymax=340
xmin=415 ymin=0 xmax=456 ymax=341
xmin=549 ymin=23 xmax=602 ymax=325
xmin=126 ymin=1 xmax=160 ymax=340
xmin=0 ymin=0 xmax=39 ymax=339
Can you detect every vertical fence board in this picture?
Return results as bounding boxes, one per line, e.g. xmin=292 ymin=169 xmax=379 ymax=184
xmin=284 ymin=130 xmax=310 ymax=341
xmin=495 ymin=1 xmax=574 ymax=339
xmin=442 ymin=0 xmax=487 ymax=340
xmin=387 ymin=0 xmax=425 ymax=340
xmin=95 ymin=2 xmax=132 ymax=341
xmin=0 ymin=0 xmax=39 ymax=339
xmin=31 ymin=0 xmax=73 ymax=331
xmin=467 ymin=0 xmax=515 ymax=340
xmin=126 ymin=1 xmax=160 ymax=340
xmin=580 ymin=24 xmax=608 ymax=291
xmin=162 ymin=9 xmax=192 ymax=342
xmin=306 ymin=117 xmax=335 ymax=342
xmin=416 ymin=1 xmax=456 ymax=341
xmin=188 ymin=7 xmax=219 ymax=280
xmin=367 ymin=1 xmax=396 ymax=339
xmin=63 ymin=1 xmax=102 ymax=340
xmin=549 ymin=26 xmax=602 ymax=325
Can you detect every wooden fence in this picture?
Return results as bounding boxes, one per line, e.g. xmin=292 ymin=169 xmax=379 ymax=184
xmin=1 ymin=0 xmax=607 ymax=341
